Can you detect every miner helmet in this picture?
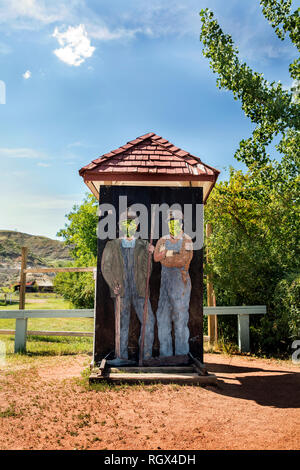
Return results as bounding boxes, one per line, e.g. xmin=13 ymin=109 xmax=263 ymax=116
xmin=119 ymin=208 xmax=138 ymax=223
xmin=166 ymin=209 xmax=184 ymax=222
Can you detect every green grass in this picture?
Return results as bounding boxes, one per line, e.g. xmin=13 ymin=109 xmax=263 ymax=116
xmin=0 ymin=293 xmax=71 ymax=310
xmin=0 ymin=404 xmax=19 ymax=418
xmin=0 ymin=316 xmax=94 ymax=332
xmin=0 ymin=319 xmax=94 ymax=357
xmin=0 ymin=333 xmax=93 ymax=358
xmin=77 ymin=367 xmax=165 ymax=393
xmin=0 ymin=293 xmax=94 ymax=358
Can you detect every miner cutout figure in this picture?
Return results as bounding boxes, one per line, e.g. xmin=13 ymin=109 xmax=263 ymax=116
xmin=154 ymin=210 xmax=193 ymax=357
xmin=101 ymin=208 xmax=155 ymax=365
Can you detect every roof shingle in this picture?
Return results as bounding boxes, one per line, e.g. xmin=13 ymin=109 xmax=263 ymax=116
xmin=79 ymin=132 xmax=219 ymax=179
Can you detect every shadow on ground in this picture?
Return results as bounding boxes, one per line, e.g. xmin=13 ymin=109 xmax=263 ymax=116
xmin=206 ymin=360 xmax=300 ymax=409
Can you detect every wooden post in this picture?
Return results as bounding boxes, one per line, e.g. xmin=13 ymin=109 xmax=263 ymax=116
xmin=206 ymin=223 xmax=217 ymax=347
xmin=15 ymin=318 xmax=28 ymax=353
xmin=19 ymin=247 xmax=28 ymax=310
xmin=91 ymin=268 xmax=97 ymax=367
xmin=238 ymin=314 xmax=250 ymax=353
xmin=114 ymin=293 xmax=121 ymax=358
xmin=15 ymin=247 xmax=28 ymax=353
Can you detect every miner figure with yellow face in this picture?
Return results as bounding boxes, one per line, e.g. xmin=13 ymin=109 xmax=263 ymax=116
xmin=101 ymin=209 xmax=155 ymax=362
xmin=154 ymin=210 xmax=193 ymax=357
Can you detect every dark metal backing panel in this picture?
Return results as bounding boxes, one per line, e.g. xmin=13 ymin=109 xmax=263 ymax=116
xmin=94 ymin=186 xmax=203 ymax=363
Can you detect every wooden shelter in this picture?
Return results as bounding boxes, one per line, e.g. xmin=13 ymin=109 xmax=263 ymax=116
xmin=79 ymin=132 xmax=219 ymax=384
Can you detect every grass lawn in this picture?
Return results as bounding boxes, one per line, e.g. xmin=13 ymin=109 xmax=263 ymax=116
xmin=0 ymin=293 xmax=94 ymax=359
xmin=0 ymin=293 xmax=71 ymax=310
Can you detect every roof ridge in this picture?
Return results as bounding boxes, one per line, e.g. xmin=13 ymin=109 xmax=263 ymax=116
xmin=152 ymin=140 xmax=203 ymax=166
xmin=91 ymin=133 xmax=154 ymax=165
xmin=100 ymin=136 xmax=201 ymax=168
xmin=78 ymin=132 xmax=220 ymax=177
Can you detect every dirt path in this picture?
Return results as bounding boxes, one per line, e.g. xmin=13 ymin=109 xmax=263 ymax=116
xmin=0 ymin=353 xmax=299 ymax=450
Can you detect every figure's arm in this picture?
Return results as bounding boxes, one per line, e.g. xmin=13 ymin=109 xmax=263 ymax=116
xmin=153 ymin=238 xmax=166 ymax=262
xmin=137 ymin=240 xmax=153 ymax=279
xmin=183 ymin=239 xmax=193 ymax=271
xmin=101 ymin=242 xmax=117 ymax=290
xmin=161 ymin=237 xmax=193 ymax=269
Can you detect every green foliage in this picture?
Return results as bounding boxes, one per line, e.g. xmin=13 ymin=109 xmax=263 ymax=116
xmin=55 ymin=193 xmax=98 ymax=308
xmin=260 ymin=0 xmax=299 ymax=79
xmin=251 ymin=272 xmax=300 ymax=354
xmin=53 ymin=271 xmax=95 ymax=308
xmin=200 ymin=2 xmax=299 ymax=356
xmin=0 ymin=286 xmax=14 ymax=305
xmin=218 ymin=337 xmax=239 ymax=356
xmin=57 ymin=193 xmax=98 ymax=264
xmin=205 ymin=166 xmax=299 ymax=355
xmin=199 ymin=4 xmax=299 ymax=168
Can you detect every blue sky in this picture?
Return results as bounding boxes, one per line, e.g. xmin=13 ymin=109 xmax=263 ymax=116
xmin=0 ymin=0 xmax=297 ymax=239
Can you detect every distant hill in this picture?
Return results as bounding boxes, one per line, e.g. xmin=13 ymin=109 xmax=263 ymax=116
xmin=0 ymin=230 xmax=72 ymax=286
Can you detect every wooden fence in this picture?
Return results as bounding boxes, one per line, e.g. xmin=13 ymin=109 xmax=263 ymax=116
xmin=0 ymin=306 xmax=266 ymax=354
xmin=0 ymin=246 xmax=266 ymax=354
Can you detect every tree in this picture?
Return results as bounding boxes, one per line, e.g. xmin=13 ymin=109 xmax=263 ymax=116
xmin=260 ymin=0 xmax=299 ymax=79
xmin=1 ymin=286 xmax=14 ymax=305
xmin=57 ymin=193 xmax=98 ymax=265
xmin=204 ymin=166 xmax=299 ymax=354
xmin=200 ymin=1 xmax=300 ymax=354
xmin=199 ymin=1 xmax=299 ymax=170
xmin=54 ymin=194 xmax=98 ymax=308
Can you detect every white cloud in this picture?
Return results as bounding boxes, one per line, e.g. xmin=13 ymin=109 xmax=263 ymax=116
xmin=67 ymin=141 xmax=83 ymax=148
xmin=0 ymin=0 xmax=79 ymax=29
xmin=88 ymin=25 xmax=153 ymax=41
xmin=0 ymin=0 xmax=296 ymax=73
xmin=52 ymin=24 xmax=95 ymax=67
xmin=66 ymin=140 xmax=99 ymax=149
xmin=16 ymin=194 xmax=84 ymax=210
xmin=22 ymin=70 xmax=31 ymax=79
xmin=37 ymin=162 xmax=51 ymax=167
xmin=0 ymin=148 xmax=47 ymax=159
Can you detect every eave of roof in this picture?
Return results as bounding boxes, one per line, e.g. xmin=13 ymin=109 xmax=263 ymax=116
xmin=79 ymin=132 xmax=220 ymax=202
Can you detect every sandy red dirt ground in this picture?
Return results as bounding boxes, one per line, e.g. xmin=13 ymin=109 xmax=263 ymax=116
xmin=0 ymin=353 xmax=299 ymax=450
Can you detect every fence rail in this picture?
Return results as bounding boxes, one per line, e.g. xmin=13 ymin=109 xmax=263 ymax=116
xmin=0 ymin=309 xmax=93 ymax=319
xmin=0 ymin=246 xmax=266 ymax=355
xmin=0 ymin=329 xmax=93 ymax=337
xmin=24 ymin=267 xmax=95 ymax=274
xmin=0 ymin=306 xmax=266 ymax=354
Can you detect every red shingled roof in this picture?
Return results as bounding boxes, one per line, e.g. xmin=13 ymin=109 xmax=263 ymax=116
xmin=79 ymin=132 xmax=219 ymax=180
